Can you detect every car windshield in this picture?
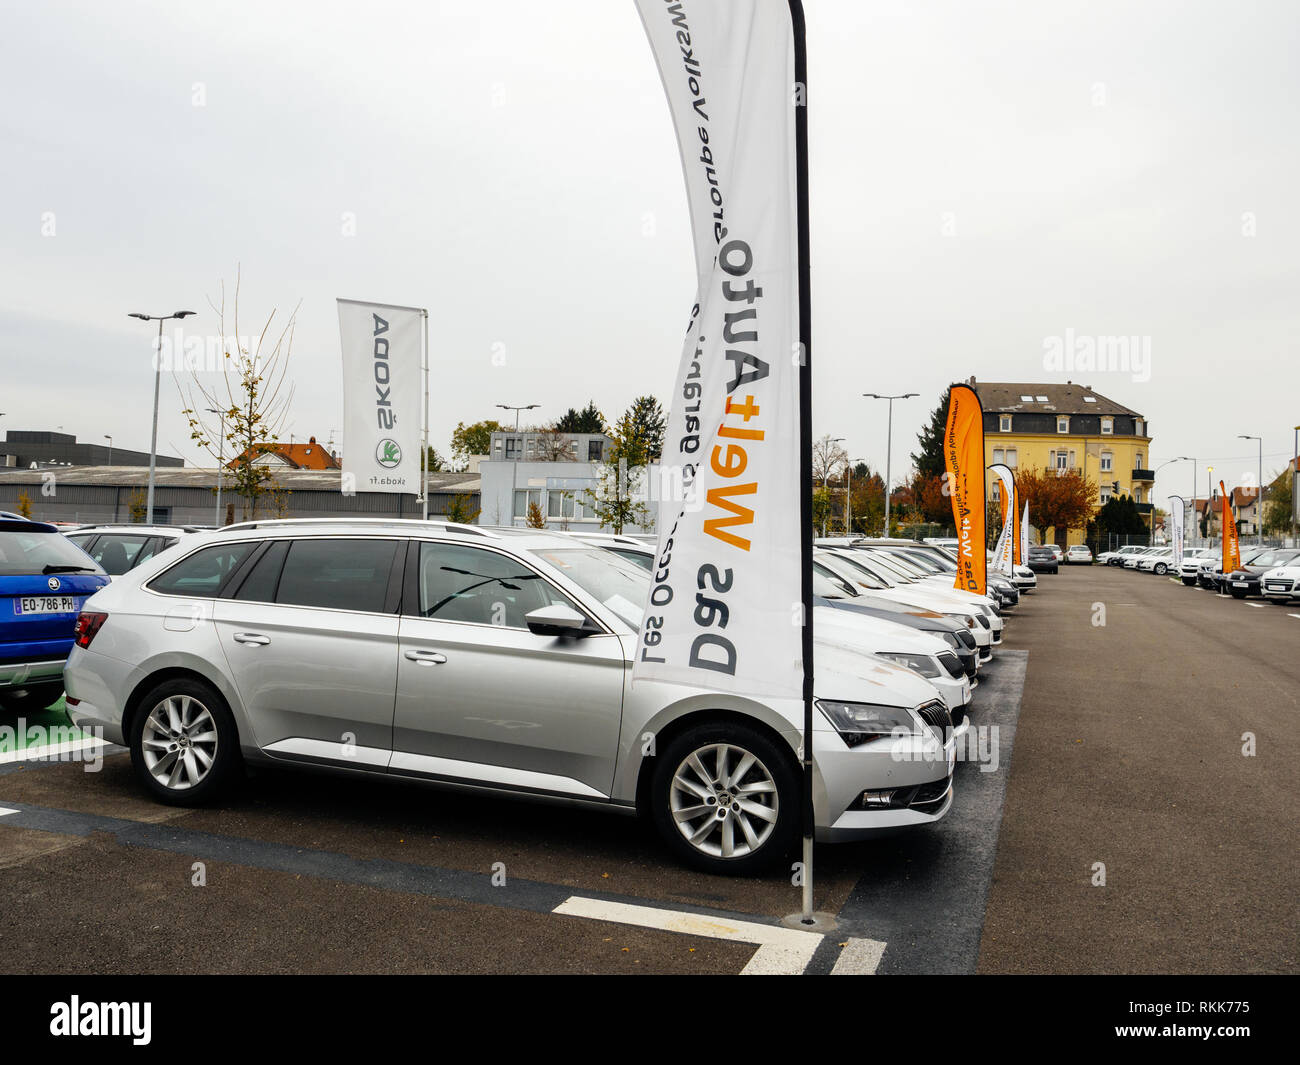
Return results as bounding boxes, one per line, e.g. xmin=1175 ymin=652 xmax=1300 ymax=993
xmin=0 ymin=528 xmax=103 ymax=577
xmin=816 ymin=551 xmax=884 ymax=590
xmin=835 ymin=551 xmax=899 ymax=587
xmin=531 ymin=547 xmax=649 ymax=628
xmin=869 ymin=552 xmax=925 ymax=580
xmin=812 ymin=561 xmax=858 ymax=598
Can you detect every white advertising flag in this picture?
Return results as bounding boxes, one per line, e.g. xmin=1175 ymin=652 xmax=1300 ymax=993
xmin=337 ymin=299 xmax=425 ymax=496
xmin=1020 ymin=501 xmax=1031 ymax=564
xmin=632 ymin=0 xmax=804 ymax=697
xmin=988 ymin=463 xmax=1015 ymax=576
xmin=1168 ymin=494 xmax=1185 ymax=569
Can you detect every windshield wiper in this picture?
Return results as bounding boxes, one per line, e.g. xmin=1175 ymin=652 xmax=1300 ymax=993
xmin=43 ymin=564 xmax=98 ymax=574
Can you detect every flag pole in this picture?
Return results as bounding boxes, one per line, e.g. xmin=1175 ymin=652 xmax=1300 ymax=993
xmin=788 ymin=0 xmax=816 ymax=926
xmin=421 ymin=307 xmax=430 ymax=520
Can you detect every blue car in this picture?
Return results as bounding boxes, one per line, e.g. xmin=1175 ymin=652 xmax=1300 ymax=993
xmin=0 ymin=514 xmax=109 ymax=712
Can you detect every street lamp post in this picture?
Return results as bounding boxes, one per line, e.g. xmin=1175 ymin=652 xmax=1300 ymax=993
xmin=129 ymin=310 xmax=196 ymax=523
xmin=1151 ymin=456 xmax=1188 ymax=546
xmin=103 ymin=435 xmax=112 ymax=468
xmin=497 ymin=404 xmax=539 ymax=526
xmin=1207 ymin=465 xmax=1215 ymax=543
xmin=863 ymin=393 xmax=917 ymax=537
xmin=206 ymin=408 xmax=226 ymax=527
xmin=1237 ymin=434 xmax=1263 ymax=544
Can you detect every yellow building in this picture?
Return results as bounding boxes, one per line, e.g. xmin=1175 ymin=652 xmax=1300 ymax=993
xmin=976 ymin=380 xmax=1153 ymax=547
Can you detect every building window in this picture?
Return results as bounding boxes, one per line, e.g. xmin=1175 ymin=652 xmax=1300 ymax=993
xmin=505 ymin=437 xmax=522 ymax=459
xmin=992 ymin=448 xmax=1003 ymax=464
xmin=588 ymin=440 xmax=603 ymax=462
xmin=1135 ymin=453 xmax=1144 ymax=469
xmin=999 ymin=415 xmax=1012 ymax=432
xmin=1101 ymin=417 xmax=1113 ymax=435
xmin=1006 ymin=448 xmax=1017 ymax=468
xmin=1057 ymin=416 xmax=1069 ymax=434
xmin=1135 ymin=419 xmax=1145 ymax=436
xmin=1100 ymin=451 xmax=1113 ymax=473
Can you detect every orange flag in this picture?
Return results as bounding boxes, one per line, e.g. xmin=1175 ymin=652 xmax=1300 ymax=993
xmin=1220 ymin=480 xmax=1241 ymax=573
xmin=1011 ymin=478 xmax=1022 ymax=567
xmin=945 ymin=384 xmax=987 ymax=594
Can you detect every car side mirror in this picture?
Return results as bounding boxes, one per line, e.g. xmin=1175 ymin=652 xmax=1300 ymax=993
xmin=524 ymin=604 xmax=597 ymax=638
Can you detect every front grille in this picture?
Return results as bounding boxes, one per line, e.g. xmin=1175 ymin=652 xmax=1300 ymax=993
xmin=915 ymin=700 xmax=952 ymax=744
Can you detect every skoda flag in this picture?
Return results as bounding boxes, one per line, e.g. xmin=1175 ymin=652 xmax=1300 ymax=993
xmin=945 ymin=384 xmax=987 ymax=595
xmin=338 ymin=299 xmax=424 ymax=495
xmin=631 ymin=0 xmax=805 ymax=698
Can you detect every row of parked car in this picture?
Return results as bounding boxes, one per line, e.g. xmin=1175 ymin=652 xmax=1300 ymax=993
xmin=0 ymin=514 xmax=1031 ymax=874
xmin=1096 ymin=541 xmax=1300 ymax=601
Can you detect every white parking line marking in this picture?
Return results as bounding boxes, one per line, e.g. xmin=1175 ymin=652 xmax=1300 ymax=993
xmin=1289 ymin=614 xmax=1300 ymax=621
xmin=553 ymin=895 xmax=824 ymax=975
xmin=0 ymin=736 xmax=107 ymax=765
xmin=831 ymin=936 xmax=887 ymax=974
xmin=1246 ymin=602 xmax=1264 ymax=608
xmin=0 ymin=807 xmax=18 ymax=817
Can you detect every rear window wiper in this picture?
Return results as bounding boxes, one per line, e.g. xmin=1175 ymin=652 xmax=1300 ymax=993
xmin=42 ymin=564 xmax=99 ymax=574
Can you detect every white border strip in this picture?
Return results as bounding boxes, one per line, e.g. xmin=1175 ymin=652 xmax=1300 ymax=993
xmin=553 ymin=895 xmax=822 ymax=975
xmin=0 ymin=807 xmax=18 ymax=817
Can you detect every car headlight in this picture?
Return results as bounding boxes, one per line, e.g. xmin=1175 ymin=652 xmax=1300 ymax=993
xmin=876 ymin=651 xmax=943 ymax=679
xmin=816 ymin=700 xmax=917 ymax=747
xmin=938 ymin=631 xmax=960 ymax=649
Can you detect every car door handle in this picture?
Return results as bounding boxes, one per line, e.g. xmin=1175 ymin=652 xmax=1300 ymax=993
xmin=233 ymin=632 xmax=271 ymax=646
xmin=404 ymin=649 xmax=447 ymax=665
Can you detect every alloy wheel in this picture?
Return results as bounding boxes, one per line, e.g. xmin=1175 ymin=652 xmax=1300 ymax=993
xmin=141 ymin=694 xmax=219 ymax=791
xmin=669 ymin=743 xmax=779 ymax=859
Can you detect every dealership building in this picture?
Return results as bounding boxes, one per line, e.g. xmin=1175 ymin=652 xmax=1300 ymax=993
xmin=0 ymin=466 xmax=480 ymax=527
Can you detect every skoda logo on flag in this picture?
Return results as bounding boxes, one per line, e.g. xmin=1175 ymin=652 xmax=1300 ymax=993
xmin=48 ymin=577 xmax=61 ymax=591
xmin=376 ymin=438 xmax=402 ymax=469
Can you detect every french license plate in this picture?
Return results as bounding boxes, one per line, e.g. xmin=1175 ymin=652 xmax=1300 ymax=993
xmin=1232 ymin=581 xmax=1249 ymax=588
xmin=14 ymin=596 xmax=79 ymax=615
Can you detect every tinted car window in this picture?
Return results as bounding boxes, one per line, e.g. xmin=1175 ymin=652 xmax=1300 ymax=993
xmin=149 ymin=542 xmax=255 ymax=597
xmin=233 ymin=540 xmax=290 ymax=602
xmin=89 ymin=534 xmax=154 ymax=575
xmin=0 ymin=529 xmax=104 ymax=576
xmin=274 ymin=538 xmax=397 ymax=613
xmin=415 ymin=542 xmax=573 ymax=628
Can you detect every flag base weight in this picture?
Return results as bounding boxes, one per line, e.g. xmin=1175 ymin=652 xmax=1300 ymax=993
xmin=780 ymin=911 xmax=837 ymax=932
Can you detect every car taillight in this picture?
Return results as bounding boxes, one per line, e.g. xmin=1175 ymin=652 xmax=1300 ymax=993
xmin=73 ymin=611 xmax=107 ymax=648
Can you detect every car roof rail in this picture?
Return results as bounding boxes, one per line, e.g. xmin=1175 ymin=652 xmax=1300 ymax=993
xmin=216 ymin=517 xmax=496 ymax=537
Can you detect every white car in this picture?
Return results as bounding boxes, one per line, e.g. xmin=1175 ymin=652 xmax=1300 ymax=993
xmin=1137 ymin=550 xmax=1177 ymax=575
xmin=1097 ymin=545 xmax=1147 ymax=566
xmin=1065 ymin=545 xmax=1093 ymax=565
xmin=821 ymin=547 xmax=1002 ymax=659
xmin=1261 ymin=565 xmax=1300 ymax=603
xmin=1011 ymin=564 xmax=1037 ymax=592
xmin=1178 ymin=547 xmax=1216 ymax=585
xmin=63 ymin=524 xmax=199 ymax=578
xmin=65 ymin=520 xmax=956 ymax=874
xmin=586 ymin=537 xmax=975 ymax=723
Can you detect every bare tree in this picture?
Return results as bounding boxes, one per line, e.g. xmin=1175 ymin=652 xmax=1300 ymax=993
xmin=178 ymin=270 xmax=297 ymax=522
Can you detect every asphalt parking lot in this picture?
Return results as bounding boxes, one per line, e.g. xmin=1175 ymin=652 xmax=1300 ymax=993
xmin=0 ymin=566 xmax=1294 ymax=974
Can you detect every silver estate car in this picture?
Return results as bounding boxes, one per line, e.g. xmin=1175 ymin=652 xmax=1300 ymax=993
xmin=63 ymin=520 xmax=955 ymax=875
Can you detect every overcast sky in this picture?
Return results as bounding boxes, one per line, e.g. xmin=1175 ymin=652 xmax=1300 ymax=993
xmin=2 ymin=0 xmax=1297 ymax=507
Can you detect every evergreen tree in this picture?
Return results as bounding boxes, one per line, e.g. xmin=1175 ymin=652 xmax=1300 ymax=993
xmin=912 ymin=386 xmax=953 ymax=479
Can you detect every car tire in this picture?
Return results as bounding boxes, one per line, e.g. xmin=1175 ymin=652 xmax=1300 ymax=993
xmin=0 ymin=682 xmax=65 ymax=713
xmin=651 ymin=721 xmax=798 ymax=876
xmin=1154 ymin=564 xmax=1167 ymax=575
xmin=129 ymin=676 xmax=240 ymax=806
